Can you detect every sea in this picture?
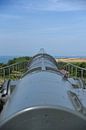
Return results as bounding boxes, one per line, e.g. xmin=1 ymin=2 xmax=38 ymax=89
xmin=0 ymin=56 xmax=16 ymax=64
xmin=0 ymin=56 xmax=86 ymax=64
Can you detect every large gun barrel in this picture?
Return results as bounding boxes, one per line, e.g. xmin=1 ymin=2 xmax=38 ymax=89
xmin=0 ymin=50 xmax=86 ymax=130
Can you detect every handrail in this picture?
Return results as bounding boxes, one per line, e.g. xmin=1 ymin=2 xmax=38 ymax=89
xmin=58 ymin=60 xmax=86 ymax=81
xmin=0 ymin=61 xmax=28 ymax=82
xmin=66 ymin=62 xmax=86 ymax=71
xmin=0 ymin=61 xmax=28 ymax=70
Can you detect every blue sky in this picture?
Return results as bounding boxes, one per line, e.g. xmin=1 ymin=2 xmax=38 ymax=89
xmin=0 ymin=0 xmax=86 ymax=56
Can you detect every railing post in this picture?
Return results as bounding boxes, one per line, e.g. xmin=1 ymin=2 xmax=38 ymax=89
xmin=9 ymin=67 xmax=10 ymax=79
xmin=69 ymin=65 xmax=71 ymax=75
xmin=75 ymin=67 xmax=77 ymax=77
xmin=66 ymin=65 xmax=68 ymax=71
xmin=71 ymin=66 xmax=74 ymax=76
xmin=17 ymin=64 xmax=18 ymax=71
xmin=13 ymin=65 xmax=15 ymax=72
xmin=81 ymin=70 xmax=83 ymax=79
xmin=16 ymin=64 xmax=18 ymax=71
xmin=3 ymin=69 xmax=5 ymax=81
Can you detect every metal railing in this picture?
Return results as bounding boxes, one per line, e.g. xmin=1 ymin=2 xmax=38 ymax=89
xmin=0 ymin=59 xmax=86 ymax=84
xmin=58 ymin=61 xmax=86 ymax=82
xmin=64 ymin=63 xmax=86 ymax=79
xmin=0 ymin=61 xmax=28 ymax=84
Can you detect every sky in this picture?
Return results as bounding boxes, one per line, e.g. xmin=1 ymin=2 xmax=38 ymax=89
xmin=0 ymin=0 xmax=86 ymax=56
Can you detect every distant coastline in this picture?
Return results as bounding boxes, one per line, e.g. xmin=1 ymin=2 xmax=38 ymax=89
xmin=0 ymin=56 xmax=16 ymax=64
xmin=0 ymin=56 xmax=86 ymax=64
xmin=55 ymin=56 xmax=86 ymax=59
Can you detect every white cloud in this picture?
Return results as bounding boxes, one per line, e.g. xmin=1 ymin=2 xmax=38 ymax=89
xmin=13 ymin=0 xmax=86 ymax=12
xmin=1 ymin=0 xmax=86 ymax=12
xmin=42 ymin=0 xmax=86 ymax=11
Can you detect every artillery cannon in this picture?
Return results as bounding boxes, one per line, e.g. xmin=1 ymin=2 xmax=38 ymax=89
xmin=0 ymin=50 xmax=86 ymax=130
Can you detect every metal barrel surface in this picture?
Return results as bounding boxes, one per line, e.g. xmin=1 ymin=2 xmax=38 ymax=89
xmin=0 ymin=51 xmax=86 ymax=130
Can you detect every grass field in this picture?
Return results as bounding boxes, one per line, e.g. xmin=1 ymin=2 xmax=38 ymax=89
xmin=56 ymin=58 xmax=86 ymax=63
